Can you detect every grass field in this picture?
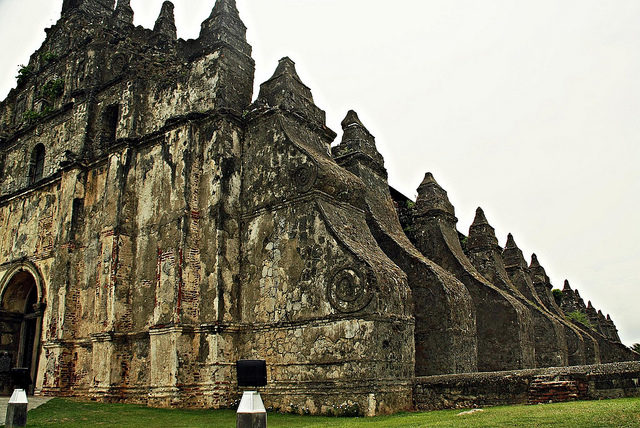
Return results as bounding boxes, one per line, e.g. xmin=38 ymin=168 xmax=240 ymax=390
xmin=17 ymin=396 xmax=640 ymax=427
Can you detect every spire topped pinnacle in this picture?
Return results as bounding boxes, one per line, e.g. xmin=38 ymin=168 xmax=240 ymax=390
xmin=341 ymin=110 xmax=364 ymax=130
xmin=255 ymin=57 xmax=328 ymax=127
xmin=209 ymin=0 xmax=239 ymax=17
xmin=467 ymin=207 xmax=499 ymax=251
xmin=113 ymin=0 xmax=134 ymax=27
xmin=420 ymin=172 xmax=438 ymax=187
xmin=528 ymin=253 xmax=551 ymax=286
xmin=154 ymin=1 xmax=177 ymax=40
xmin=563 ymin=279 xmax=572 ymax=291
xmin=472 ymin=207 xmax=489 ymax=226
xmin=530 ymin=253 xmax=540 ymax=267
xmin=587 ymin=300 xmax=594 ymax=309
xmin=607 ymin=314 xmax=612 ymax=321
xmin=415 ymin=172 xmax=456 ymax=220
xmin=199 ymin=0 xmax=251 ymax=56
xmin=254 ymin=58 xmax=331 ymax=136
xmin=574 ymin=289 xmax=580 ymax=296
xmin=502 ymin=233 xmax=528 ymax=269
xmin=332 ymin=110 xmax=385 ymax=173
xmin=270 ymin=57 xmax=305 ymax=88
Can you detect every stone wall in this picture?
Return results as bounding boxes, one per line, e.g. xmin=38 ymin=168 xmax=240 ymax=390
xmin=414 ymin=361 xmax=640 ymax=410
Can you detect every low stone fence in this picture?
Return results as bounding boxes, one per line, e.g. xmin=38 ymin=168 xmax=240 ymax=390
xmin=414 ymin=361 xmax=640 ymax=410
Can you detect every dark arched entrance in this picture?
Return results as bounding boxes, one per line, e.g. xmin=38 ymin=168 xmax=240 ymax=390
xmin=0 ymin=269 xmax=45 ymax=394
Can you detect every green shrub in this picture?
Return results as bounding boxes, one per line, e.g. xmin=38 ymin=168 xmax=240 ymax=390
xmin=22 ymin=105 xmax=53 ymax=123
xmin=41 ymin=78 xmax=64 ymax=99
xmin=22 ymin=109 xmax=41 ymax=122
xmin=552 ymin=288 xmax=563 ymax=305
xmin=566 ymin=310 xmax=593 ymax=329
xmin=16 ymin=64 xmax=34 ymax=85
xmin=40 ymin=51 xmax=58 ymax=63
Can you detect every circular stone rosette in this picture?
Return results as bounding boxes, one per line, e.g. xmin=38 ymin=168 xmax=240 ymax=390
xmin=292 ymin=163 xmax=317 ymax=193
xmin=110 ymin=53 xmax=128 ymax=75
xmin=327 ymin=268 xmax=373 ymax=313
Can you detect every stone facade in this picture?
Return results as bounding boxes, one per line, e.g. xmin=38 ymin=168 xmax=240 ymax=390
xmin=0 ymin=0 xmax=636 ymax=415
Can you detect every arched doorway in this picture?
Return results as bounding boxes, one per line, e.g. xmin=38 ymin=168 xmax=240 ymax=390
xmin=0 ymin=268 xmax=45 ymax=394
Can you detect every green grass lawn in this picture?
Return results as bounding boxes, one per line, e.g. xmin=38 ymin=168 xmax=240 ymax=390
xmin=18 ymin=396 xmax=640 ymax=427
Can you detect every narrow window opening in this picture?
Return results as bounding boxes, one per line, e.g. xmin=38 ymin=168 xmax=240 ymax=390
xmin=100 ymin=104 xmax=120 ymax=146
xmin=28 ymin=144 xmax=45 ymax=185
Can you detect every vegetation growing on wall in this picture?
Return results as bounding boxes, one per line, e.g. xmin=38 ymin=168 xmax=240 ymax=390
xmin=16 ymin=64 xmax=34 ymax=85
xmin=41 ymin=79 xmax=64 ymax=99
xmin=566 ymin=311 xmax=593 ymax=329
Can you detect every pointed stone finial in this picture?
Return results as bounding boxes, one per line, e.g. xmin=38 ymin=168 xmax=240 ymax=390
xmin=415 ymin=173 xmax=456 ymax=221
xmin=597 ymin=309 xmax=604 ymax=317
xmin=607 ymin=314 xmax=612 ymax=321
xmin=270 ymin=57 xmax=305 ymax=88
xmin=467 ymin=207 xmax=499 ymax=251
xmin=472 ymin=207 xmax=489 ymax=226
xmin=528 ymin=253 xmax=551 ymax=287
xmin=255 ymin=58 xmax=329 ymax=128
xmin=341 ymin=110 xmax=365 ymax=130
xmin=530 ymin=253 xmax=540 ymax=267
xmin=154 ymin=1 xmax=177 ymax=40
xmin=420 ymin=172 xmax=438 ymax=187
xmin=574 ymin=289 xmax=580 ymax=296
xmin=113 ymin=0 xmax=134 ymax=27
xmin=200 ymin=0 xmax=251 ymax=56
xmin=587 ymin=300 xmax=594 ymax=309
xmin=332 ymin=110 xmax=385 ymax=172
xmin=502 ymin=233 xmax=528 ymax=269
xmin=560 ymin=279 xmax=578 ymax=313
xmin=210 ymin=0 xmax=238 ymax=15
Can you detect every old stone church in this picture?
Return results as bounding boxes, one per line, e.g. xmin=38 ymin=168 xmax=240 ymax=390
xmin=0 ymin=0 xmax=636 ymax=415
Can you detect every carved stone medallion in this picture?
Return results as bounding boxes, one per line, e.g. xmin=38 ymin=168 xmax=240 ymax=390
xmin=292 ymin=163 xmax=317 ymax=193
xmin=110 ymin=53 xmax=128 ymax=75
xmin=327 ymin=268 xmax=372 ymax=313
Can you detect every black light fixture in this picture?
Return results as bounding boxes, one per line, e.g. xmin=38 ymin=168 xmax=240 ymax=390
xmin=10 ymin=368 xmax=32 ymax=391
xmin=236 ymin=360 xmax=267 ymax=387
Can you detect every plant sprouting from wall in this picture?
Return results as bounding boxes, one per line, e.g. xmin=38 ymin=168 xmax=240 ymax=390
xmin=40 ymin=51 xmax=58 ymax=64
xmin=16 ymin=65 xmax=34 ymax=85
xmin=566 ymin=311 xmax=593 ymax=329
xmin=41 ymin=79 xmax=65 ymax=100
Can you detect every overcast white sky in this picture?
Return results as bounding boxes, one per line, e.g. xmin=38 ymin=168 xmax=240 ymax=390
xmin=0 ymin=0 xmax=638 ymax=347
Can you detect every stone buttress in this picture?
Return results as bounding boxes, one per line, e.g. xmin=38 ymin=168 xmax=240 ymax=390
xmin=408 ymin=173 xmax=535 ymax=371
xmin=560 ymin=283 xmax=637 ymax=363
xmin=239 ymin=59 xmax=414 ymax=415
xmin=502 ymin=237 xmax=598 ymax=365
xmin=333 ymin=111 xmax=477 ymax=376
xmin=465 ymin=208 xmax=568 ymax=368
xmin=527 ymin=255 xmax=601 ymax=364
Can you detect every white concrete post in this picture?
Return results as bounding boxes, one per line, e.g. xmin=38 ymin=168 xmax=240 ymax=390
xmin=236 ymin=390 xmax=267 ymax=428
xmin=5 ymin=389 xmax=28 ymax=428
